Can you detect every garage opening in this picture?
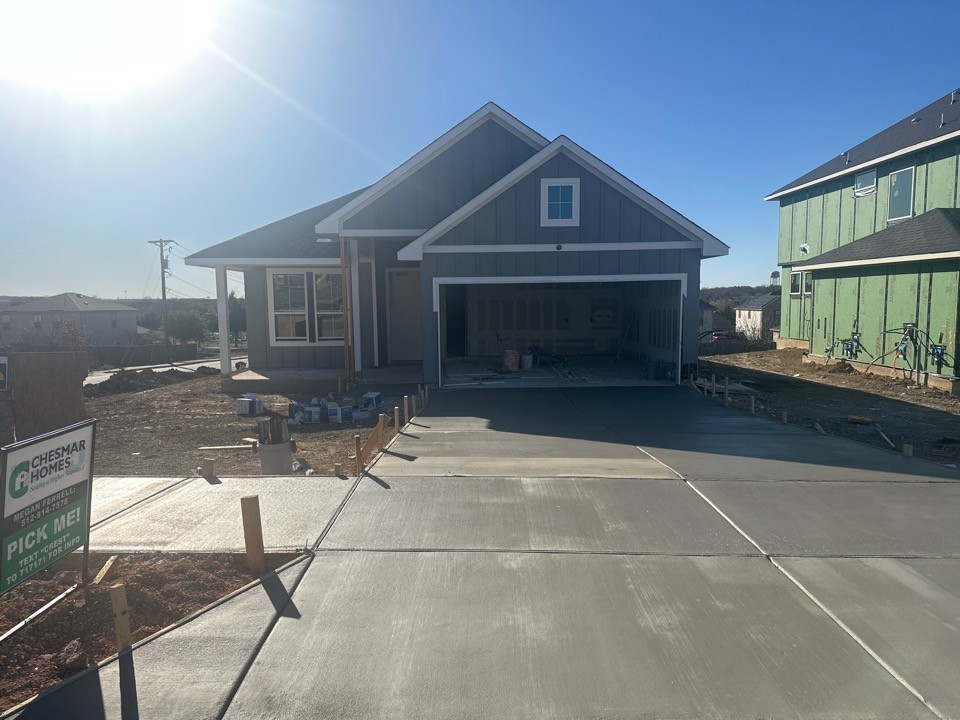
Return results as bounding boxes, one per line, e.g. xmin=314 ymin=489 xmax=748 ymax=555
xmin=438 ymin=279 xmax=683 ymax=388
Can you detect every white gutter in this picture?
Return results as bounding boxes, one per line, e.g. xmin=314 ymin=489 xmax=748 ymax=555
xmin=796 ymin=250 xmax=960 ymax=271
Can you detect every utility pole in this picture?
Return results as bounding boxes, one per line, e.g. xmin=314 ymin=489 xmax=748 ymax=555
xmin=148 ymin=239 xmax=175 ymax=362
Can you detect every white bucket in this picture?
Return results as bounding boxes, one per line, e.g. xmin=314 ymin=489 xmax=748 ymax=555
xmin=258 ymin=441 xmax=293 ymax=475
xmin=520 ymin=352 xmax=534 ymax=371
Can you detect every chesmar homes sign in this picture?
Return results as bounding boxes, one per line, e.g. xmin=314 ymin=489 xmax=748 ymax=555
xmin=1 ymin=420 xmax=96 ymax=593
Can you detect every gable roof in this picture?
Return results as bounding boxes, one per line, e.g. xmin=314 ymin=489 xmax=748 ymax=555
xmin=766 ymin=88 xmax=960 ymax=201
xmin=735 ymin=289 xmax=781 ymax=311
xmin=397 ymin=136 xmax=728 ymax=261
xmin=315 ymin=102 xmax=548 ymax=235
xmin=8 ymin=293 xmax=137 ymax=313
xmin=793 ymin=208 xmax=960 ymax=271
xmin=185 ymin=188 xmax=366 ymax=267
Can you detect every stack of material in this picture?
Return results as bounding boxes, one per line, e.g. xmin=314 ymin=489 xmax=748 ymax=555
xmin=257 ymin=417 xmax=293 ymax=476
xmin=258 ymin=417 xmax=290 ymax=445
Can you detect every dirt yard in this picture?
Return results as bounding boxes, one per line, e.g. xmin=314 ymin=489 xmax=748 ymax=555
xmin=0 ymin=553 xmax=258 ymax=713
xmin=700 ymin=349 xmax=960 ymax=465
xmin=86 ymin=374 xmax=401 ymax=477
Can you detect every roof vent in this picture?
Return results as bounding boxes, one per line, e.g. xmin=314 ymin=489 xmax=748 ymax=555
xmin=910 ymin=117 xmax=921 ymax=123
xmin=952 ymin=89 xmax=959 ymax=105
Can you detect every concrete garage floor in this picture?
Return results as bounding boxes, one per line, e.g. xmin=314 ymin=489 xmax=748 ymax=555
xmin=14 ymin=387 xmax=960 ymax=719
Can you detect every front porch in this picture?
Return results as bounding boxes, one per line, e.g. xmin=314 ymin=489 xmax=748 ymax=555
xmin=223 ymin=363 xmax=424 ymax=394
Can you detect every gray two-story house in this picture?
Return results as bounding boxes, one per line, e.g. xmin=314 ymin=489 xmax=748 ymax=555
xmin=767 ymin=88 xmax=960 ymax=386
xmin=188 ymin=103 xmax=727 ymax=386
xmin=0 ymin=293 xmax=138 ymax=346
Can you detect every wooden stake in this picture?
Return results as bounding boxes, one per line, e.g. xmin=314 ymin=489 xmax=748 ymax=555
xmin=411 ymin=396 xmax=418 ymax=416
xmin=378 ymin=414 xmax=387 ymax=451
xmin=337 ymin=376 xmax=343 ymax=393
xmin=93 ymin=555 xmax=118 ymax=585
xmin=201 ymin=458 xmax=216 ymax=477
xmin=781 ymin=410 xmax=788 ymax=423
xmin=711 ymin=374 xmax=716 ymax=397
xmin=723 ymin=376 xmax=729 ymax=406
xmin=109 ymin=584 xmax=132 ymax=649
xmin=750 ymin=395 xmax=755 ymax=414
xmin=902 ymin=443 xmax=913 ymax=457
xmin=240 ymin=495 xmax=266 ymax=576
xmin=394 ymin=405 xmax=400 ymax=430
xmin=403 ymin=395 xmax=410 ymax=425
xmin=355 ymin=434 xmax=362 ymax=476
xmin=425 ymin=385 xmax=429 ymax=402
xmin=876 ymin=427 xmax=895 ymax=448
xmin=814 ymin=422 xmax=825 ymax=434
xmin=334 ymin=462 xmax=342 ymax=476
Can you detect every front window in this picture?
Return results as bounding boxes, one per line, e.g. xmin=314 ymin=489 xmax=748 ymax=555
xmin=803 ymin=272 xmax=813 ymax=295
xmin=790 ymin=272 xmax=801 ymax=296
xmin=33 ymin=314 xmax=41 ymax=329
xmin=540 ymin=178 xmax=580 ymax=227
xmin=269 ymin=270 xmax=344 ymax=344
xmin=854 ymin=168 xmax=877 ymax=197
xmin=888 ymin=167 xmax=914 ymax=221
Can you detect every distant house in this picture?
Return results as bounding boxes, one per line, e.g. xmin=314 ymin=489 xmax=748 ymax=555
xmin=698 ymin=299 xmax=714 ymax=335
xmin=0 ymin=293 xmax=138 ymax=346
xmin=735 ymin=289 xmax=781 ymax=340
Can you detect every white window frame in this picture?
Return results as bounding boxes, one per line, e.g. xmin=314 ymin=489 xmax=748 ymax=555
xmin=854 ymin=168 xmax=877 ymax=197
xmin=887 ymin=166 xmax=915 ymax=221
xmin=803 ymin=271 xmax=813 ymax=296
xmin=540 ymin=178 xmax=580 ymax=227
xmin=266 ymin=268 xmax=345 ymax=347
xmin=789 ymin=271 xmax=802 ymax=296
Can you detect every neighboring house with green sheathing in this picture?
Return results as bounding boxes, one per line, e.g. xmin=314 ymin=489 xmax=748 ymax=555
xmin=765 ymin=88 xmax=960 ymax=382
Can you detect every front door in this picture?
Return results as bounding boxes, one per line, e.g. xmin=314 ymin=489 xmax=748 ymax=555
xmin=388 ymin=269 xmax=423 ymax=362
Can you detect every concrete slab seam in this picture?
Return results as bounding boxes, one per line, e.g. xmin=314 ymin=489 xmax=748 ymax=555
xmin=318 ymin=547 xmax=761 ymax=558
xmin=214 ymin=552 xmax=316 ymax=720
xmin=0 ymin=553 xmax=312 ymax=720
xmin=684 ymin=478 xmax=947 ymax=719
xmin=90 ymin=477 xmax=194 ymax=529
xmin=312 ymin=474 xmax=365 ymax=551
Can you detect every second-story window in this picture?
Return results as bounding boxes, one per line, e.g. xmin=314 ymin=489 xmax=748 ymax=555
xmin=540 ymin=178 xmax=580 ymax=227
xmin=888 ymin=167 xmax=914 ymax=221
xmin=854 ymin=168 xmax=877 ymax=197
xmin=803 ymin=272 xmax=813 ymax=296
xmin=790 ymin=272 xmax=802 ymax=296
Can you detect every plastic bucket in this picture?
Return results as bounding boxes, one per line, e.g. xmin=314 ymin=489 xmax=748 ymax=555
xmin=503 ymin=350 xmax=520 ymax=372
xmin=520 ymin=352 xmax=534 ymax=371
xmin=258 ymin=441 xmax=293 ymax=475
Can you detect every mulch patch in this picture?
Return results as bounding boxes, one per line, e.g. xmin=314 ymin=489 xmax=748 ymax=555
xmin=0 ymin=552 xmax=257 ymax=714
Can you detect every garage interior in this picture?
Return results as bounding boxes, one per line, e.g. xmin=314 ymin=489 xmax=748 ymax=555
xmin=437 ymin=279 xmax=683 ymax=388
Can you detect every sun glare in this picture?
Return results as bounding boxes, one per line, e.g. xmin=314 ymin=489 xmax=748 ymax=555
xmin=0 ymin=0 xmax=222 ymax=95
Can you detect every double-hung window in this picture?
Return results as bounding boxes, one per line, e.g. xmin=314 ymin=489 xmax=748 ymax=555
xmin=540 ymin=178 xmax=580 ymax=227
xmin=789 ymin=272 xmax=802 ymax=296
xmin=269 ymin=269 xmax=344 ymax=345
xmin=888 ymin=167 xmax=914 ymax=221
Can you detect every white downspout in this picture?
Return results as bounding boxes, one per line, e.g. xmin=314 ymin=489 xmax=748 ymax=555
xmin=215 ymin=265 xmax=231 ymax=376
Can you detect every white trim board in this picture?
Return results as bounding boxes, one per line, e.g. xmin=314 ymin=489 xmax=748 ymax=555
xmin=398 ymin=136 xmax=728 ymax=262
xmin=423 ymin=241 xmax=700 ymax=254
xmin=186 ymin=257 xmax=342 ymax=268
xmin=315 ymin=103 xmax=548 ymax=235
xmin=795 ymin=250 xmax=960 ymax=271
xmin=430 ymin=272 xmax=688 ymax=313
xmin=338 ymin=229 xmax=426 ymax=238
xmin=764 ymin=126 xmax=960 ymax=201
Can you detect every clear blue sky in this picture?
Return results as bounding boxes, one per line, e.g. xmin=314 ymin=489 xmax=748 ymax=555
xmin=1 ymin=0 xmax=958 ymax=300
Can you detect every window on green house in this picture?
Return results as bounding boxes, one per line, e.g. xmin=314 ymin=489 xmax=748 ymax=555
xmin=790 ymin=272 xmax=801 ymax=296
xmin=854 ymin=168 xmax=877 ymax=197
xmin=888 ymin=167 xmax=914 ymax=221
xmin=803 ymin=272 xmax=813 ymax=295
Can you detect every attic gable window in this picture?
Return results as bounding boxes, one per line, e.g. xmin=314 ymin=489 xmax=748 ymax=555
xmin=541 ymin=178 xmax=580 ymax=227
xmin=854 ymin=168 xmax=877 ymax=197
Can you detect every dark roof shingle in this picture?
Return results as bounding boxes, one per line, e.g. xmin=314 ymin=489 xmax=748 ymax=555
xmin=735 ymin=290 xmax=781 ymax=310
xmin=768 ymin=88 xmax=960 ymax=198
xmin=793 ymin=208 xmax=960 ymax=269
xmin=8 ymin=293 xmax=137 ymax=313
xmin=187 ymin=187 xmax=367 ymax=261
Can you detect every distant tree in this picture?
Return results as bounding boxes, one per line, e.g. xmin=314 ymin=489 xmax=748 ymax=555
xmin=138 ymin=309 xmax=162 ymax=330
xmin=717 ymin=301 xmax=736 ymax=325
xmin=166 ymin=311 xmax=207 ymax=343
xmin=228 ymin=291 xmax=246 ymax=345
xmin=60 ymin=319 xmax=90 ymax=349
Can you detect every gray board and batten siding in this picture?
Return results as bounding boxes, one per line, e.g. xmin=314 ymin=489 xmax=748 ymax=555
xmin=417 ymin=150 xmax=702 ymax=383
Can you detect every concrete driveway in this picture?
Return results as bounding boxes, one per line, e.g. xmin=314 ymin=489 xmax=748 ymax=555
xmin=15 ymin=387 xmax=960 ymax=719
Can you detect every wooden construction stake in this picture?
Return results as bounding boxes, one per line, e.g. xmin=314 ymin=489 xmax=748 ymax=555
xmin=412 ymin=396 xmax=418 ymax=416
xmin=201 ymin=458 xmax=216 ymax=477
xmin=781 ymin=410 xmax=788 ymax=423
xmin=355 ymin=434 xmax=362 ymax=476
xmin=750 ymin=395 xmax=755 ymax=414
xmin=240 ymin=495 xmax=266 ymax=576
xmin=425 ymin=385 xmax=429 ymax=402
xmin=394 ymin=405 xmax=400 ymax=429
xmin=378 ymin=414 xmax=387 ymax=451
xmin=93 ymin=555 xmax=118 ymax=585
xmin=711 ymin=374 xmax=717 ymax=397
xmin=334 ymin=462 xmax=342 ymax=476
xmin=902 ymin=443 xmax=913 ymax=457
xmin=814 ymin=422 xmax=825 ymax=434
xmin=723 ymin=376 xmax=729 ymax=406
xmin=403 ymin=395 xmax=410 ymax=424
xmin=109 ymin=584 xmax=132 ymax=650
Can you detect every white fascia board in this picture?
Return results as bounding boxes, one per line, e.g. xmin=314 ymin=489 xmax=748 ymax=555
xmin=314 ymin=103 xmax=548 ymax=235
xmin=339 ymin=229 xmax=426 ymax=238
xmin=423 ymin=241 xmax=700 ymax=253
xmin=764 ymin=127 xmax=960 ymax=202
xmin=796 ymin=251 xmax=960 ymax=271
xmin=185 ymin=257 xmax=342 ymax=268
xmin=400 ymin=136 xmax=727 ymax=261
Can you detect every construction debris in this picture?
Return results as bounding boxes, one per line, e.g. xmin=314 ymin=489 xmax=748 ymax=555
xmin=847 ymin=415 xmax=873 ymax=425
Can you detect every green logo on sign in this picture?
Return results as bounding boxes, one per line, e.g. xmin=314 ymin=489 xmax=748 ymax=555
xmin=9 ymin=461 xmax=30 ymax=499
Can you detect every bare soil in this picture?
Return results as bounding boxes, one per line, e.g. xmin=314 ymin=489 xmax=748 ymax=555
xmin=85 ymin=375 xmax=396 ymax=476
xmin=700 ymin=349 xmax=960 ymax=465
xmin=0 ymin=553 xmax=256 ymax=714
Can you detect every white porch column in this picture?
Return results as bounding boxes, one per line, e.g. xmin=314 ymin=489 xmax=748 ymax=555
xmin=350 ymin=238 xmax=362 ymax=374
xmin=215 ymin=265 xmax=231 ymax=376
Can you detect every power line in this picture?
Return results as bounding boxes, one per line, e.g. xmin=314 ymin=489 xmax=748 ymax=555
xmin=168 ymin=274 xmax=215 ymax=296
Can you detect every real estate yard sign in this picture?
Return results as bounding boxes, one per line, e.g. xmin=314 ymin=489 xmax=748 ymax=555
xmin=1 ymin=419 xmax=96 ymax=594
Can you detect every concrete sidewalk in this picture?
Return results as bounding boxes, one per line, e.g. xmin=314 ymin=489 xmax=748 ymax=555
xmin=15 ymin=386 xmax=960 ymax=718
